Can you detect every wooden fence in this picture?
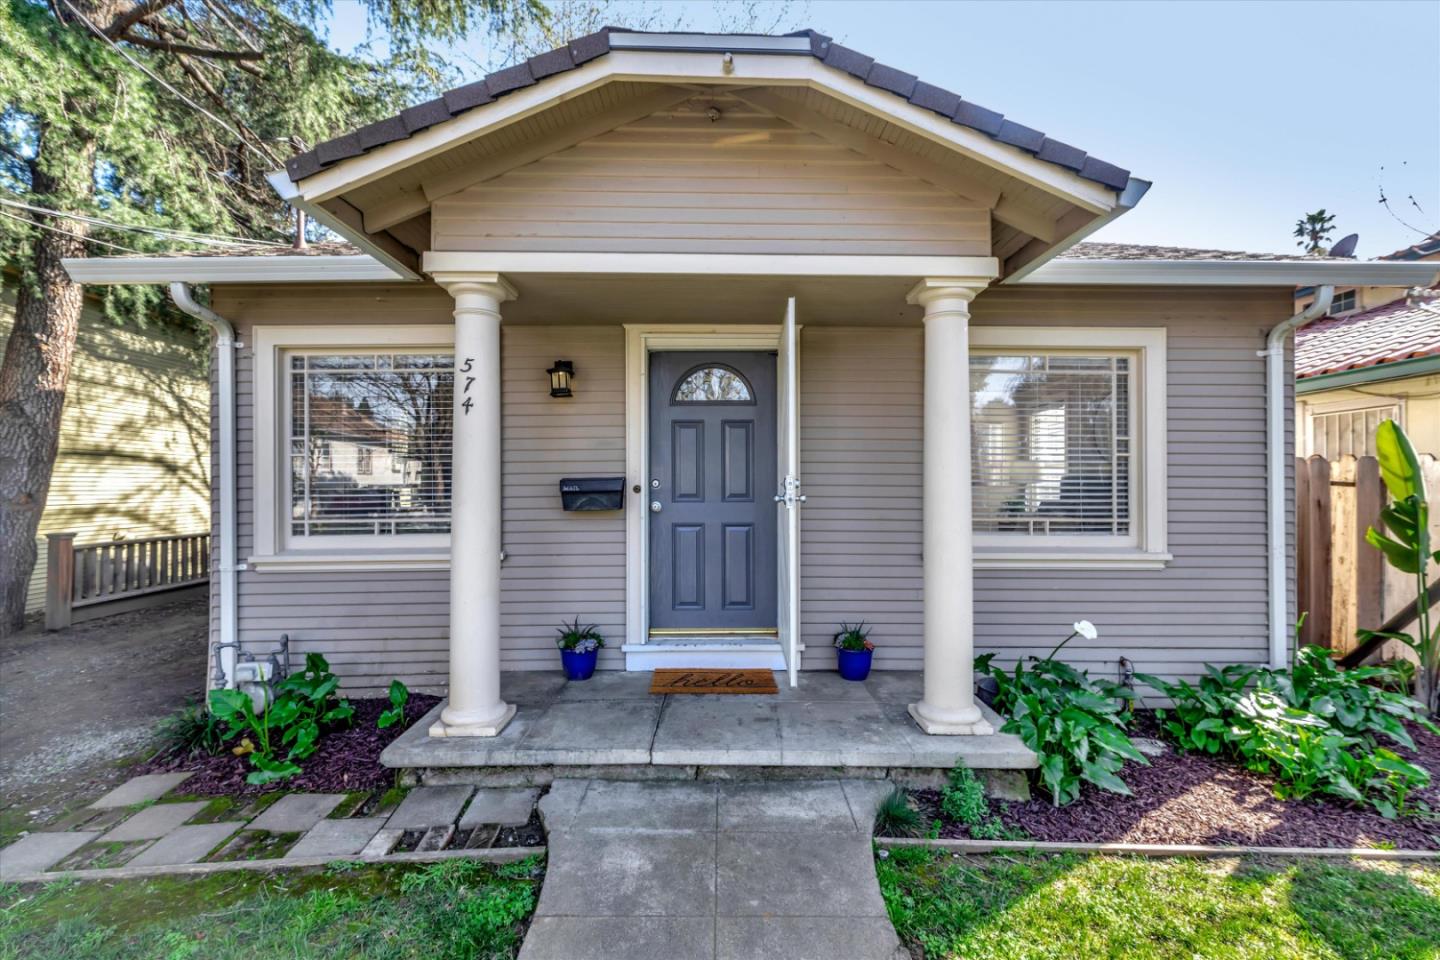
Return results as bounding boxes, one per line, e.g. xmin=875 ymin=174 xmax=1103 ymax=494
xmin=45 ymin=531 xmax=210 ymax=630
xmin=1296 ymin=454 xmax=1440 ymax=654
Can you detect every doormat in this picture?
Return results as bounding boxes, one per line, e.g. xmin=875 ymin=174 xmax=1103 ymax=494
xmin=649 ymin=669 xmax=779 ymax=695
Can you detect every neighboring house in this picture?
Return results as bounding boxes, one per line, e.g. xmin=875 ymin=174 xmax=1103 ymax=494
xmin=1296 ymin=287 xmax=1440 ymax=458
xmin=63 ymin=30 xmax=1439 ymax=742
xmin=0 ymin=277 xmax=210 ymax=615
xmin=1294 ymin=231 xmax=1440 ymax=317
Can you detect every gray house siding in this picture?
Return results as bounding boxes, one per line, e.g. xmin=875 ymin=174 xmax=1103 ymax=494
xmin=210 ymin=283 xmax=1292 ymax=696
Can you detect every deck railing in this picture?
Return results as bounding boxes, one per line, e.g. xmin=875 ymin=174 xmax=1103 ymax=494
xmin=45 ymin=531 xmax=210 ymax=630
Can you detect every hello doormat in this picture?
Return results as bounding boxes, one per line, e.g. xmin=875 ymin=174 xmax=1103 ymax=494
xmin=649 ymin=669 xmax=779 ymax=695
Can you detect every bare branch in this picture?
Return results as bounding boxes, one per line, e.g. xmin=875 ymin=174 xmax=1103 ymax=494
xmin=103 ymin=0 xmax=178 ymax=39
xmin=121 ymin=31 xmax=264 ymax=60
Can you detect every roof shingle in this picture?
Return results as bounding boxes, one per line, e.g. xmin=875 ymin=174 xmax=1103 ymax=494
xmin=1295 ymin=291 xmax=1440 ymax=379
xmin=281 ymin=28 xmax=1132 ymax=194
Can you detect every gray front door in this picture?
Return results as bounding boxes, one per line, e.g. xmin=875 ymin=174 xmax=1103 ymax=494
xmin=649 ymin=351 xmax=777 ymax=631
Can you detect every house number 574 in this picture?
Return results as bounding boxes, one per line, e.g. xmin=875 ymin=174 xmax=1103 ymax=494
xmin=459 ymin=357 xmax=475 ymax=414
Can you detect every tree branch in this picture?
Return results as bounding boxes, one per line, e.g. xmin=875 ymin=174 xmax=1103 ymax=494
xmin=120 ymin=31 xmax=264 ymax=60
xmin=103 ymin=0 xmax=177 ymax=39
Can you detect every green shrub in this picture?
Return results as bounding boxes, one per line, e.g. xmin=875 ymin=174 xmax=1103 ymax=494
xmin=939 ymin=763 xmax=988 ymax=825
xmin=377 ymin=679 xmax=409 ymax=729
xmin=976 ymin=654 xmax=1148 ymax=807
xmin=208 ymin=652 xmax=355 ymax=785
xmin=1139 ymin=647 xmax=1437 ymax=818
xmin=155 ymin=700 xmax=228 ymax=757
xmin=874 ymin=786 xmax=921 ymax=837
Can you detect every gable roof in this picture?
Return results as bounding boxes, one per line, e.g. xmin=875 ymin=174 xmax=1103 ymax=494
xmin=282 ymin=28 xmax=1131 ymax=194
xmin=1295 ymin=289 xmax=1440 ymax=379
xmin=1061 ymin=242 xmax=1354 ymax=263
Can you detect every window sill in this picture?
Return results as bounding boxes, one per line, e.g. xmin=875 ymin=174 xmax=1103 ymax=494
xmin=975 ymin=550 xmax=1173 ymax=571
xmin=246 ymin=551 xmax=450 ymax=573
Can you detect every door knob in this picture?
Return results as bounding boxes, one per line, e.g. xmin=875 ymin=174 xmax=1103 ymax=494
xmin=650 ymin=501 xmax=663 ymax=513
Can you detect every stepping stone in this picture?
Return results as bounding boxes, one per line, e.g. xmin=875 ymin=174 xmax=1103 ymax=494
xmin=387 ymin=785 xmax=474 ymax=830
xmin=89 ymin=773 xmax=193 ymax=809
xmin=459 ymin=788 xmax=540 ymax=829
xmin=0 ymin=832 xmax=99 ymax=880
xmin=100 ymin=801 xmax=208 ymax=842
xmin=127 ymin=822 xmax=242 ymax=867
xmin=360 ymin=827 xmax=403 ymax=858
xmin=247 ymin=793 xmax=346 ymax=833
xmin=288 ymin=817 xmax=388 ymax=859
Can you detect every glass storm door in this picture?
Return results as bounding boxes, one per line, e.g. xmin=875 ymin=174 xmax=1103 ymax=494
xmin=648 ymin=351 xmax=777 ymax=631
xmin=776 ymin=298 xmax=801 ymax=687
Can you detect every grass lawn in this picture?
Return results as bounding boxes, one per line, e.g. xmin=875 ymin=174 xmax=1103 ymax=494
xmin=876 ymin=846 xmax=1440 ymax=960
xmin=0 ymin=856 xmax=544 ymax=960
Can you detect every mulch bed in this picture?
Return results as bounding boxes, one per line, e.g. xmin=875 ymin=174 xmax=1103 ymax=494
xmin=912 ymin=713 xmax=1440 ymax=851
xmin=138 ymin=694 xmax=441 ymax=796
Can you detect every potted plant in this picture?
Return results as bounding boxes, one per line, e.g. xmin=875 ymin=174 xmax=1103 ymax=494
xmin=556 ymin=617 xmax=604 ymax=681
xmin=834 ymin=621 xmax=875 ymax=681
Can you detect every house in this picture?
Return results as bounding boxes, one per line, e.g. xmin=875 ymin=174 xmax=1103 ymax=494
xmin=1294 ymin=231 xmax=1440 ymax=318
xmin=0 ymin=276 xmax=210 ymax=618
xmin=62 ymin=29 xmax=1439 ymax=744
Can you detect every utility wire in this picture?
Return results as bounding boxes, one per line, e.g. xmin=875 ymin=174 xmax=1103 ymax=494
xmin=0 ymin=196 xmax=283 ymax=246
xmin=57 ymin=0 xmax=284 ymax=169
xmin=0 ymin=207 xmax=148 ymax=254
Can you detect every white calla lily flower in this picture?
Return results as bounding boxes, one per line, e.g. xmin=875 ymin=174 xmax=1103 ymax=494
xmin=1073 ymin=620 xmax=1098 ymax=641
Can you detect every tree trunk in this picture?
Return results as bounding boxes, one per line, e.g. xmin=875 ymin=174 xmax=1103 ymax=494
xmin=0 ymin=157 xmax=92 ymax=636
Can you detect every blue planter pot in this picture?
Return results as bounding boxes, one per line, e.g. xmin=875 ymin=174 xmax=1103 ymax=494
xmin=836 ymin=647 xmax=873 ymax=682
xmin=560 ymin=648 xmax=599 ymax=681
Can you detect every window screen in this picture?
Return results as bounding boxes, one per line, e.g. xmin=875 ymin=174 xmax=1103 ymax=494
xmin=1310 ymin=405 xmax=1398 ymax=459
xmin=288 ymin=352 xmax=454 ymax=537
xmin=971 ymin=353 xmax=1132 ymax=536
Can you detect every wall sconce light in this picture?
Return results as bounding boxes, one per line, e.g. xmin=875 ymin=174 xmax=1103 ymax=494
xmin=547 ymin=360 xmax=575 ymax=398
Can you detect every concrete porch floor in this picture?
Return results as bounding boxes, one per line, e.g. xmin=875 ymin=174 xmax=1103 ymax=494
xmin=381 ymin=671 xmax=1036 ymax=779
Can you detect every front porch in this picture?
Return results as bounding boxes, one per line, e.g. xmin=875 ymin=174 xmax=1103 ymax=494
xmin=381 ymin=670 xmax=1036 ymax=786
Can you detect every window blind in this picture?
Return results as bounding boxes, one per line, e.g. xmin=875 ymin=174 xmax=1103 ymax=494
xmin=288 ymin=352 xmax=454 ymax=537
xmin=970 ymin=353 xmax=1132 ymax=536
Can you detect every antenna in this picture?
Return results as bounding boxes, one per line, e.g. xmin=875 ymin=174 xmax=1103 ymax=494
xmin=1329 ymin=233 xmax=1359 ymax=258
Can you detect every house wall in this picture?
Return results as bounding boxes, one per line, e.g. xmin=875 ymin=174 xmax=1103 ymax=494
xmin=1 ymin=280 xmax=210 ymax=614
xmin=1297 ymin=372 xmax=1440 ymax=458
xmin=212 ymin=282 xmax=1293 ymax=696
xmin=430 ymin=94 xmax=991 ymax=258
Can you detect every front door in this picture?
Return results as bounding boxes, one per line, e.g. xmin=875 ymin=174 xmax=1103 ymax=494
xmin=649 ymin=351 xmax=777 ymax=631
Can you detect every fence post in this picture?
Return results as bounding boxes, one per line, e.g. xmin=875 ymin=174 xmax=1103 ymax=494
xmin=45 ymin=532 xmax=77 ymax=631
xmin=1354 ymin=456 xmax=1384 ymax=637
xmin=1305 ymin=456 xmax=1334 ymax=648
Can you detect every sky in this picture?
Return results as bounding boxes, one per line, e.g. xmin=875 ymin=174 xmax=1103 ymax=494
xmin=322 ymin=0 xmax=1440 ymax=258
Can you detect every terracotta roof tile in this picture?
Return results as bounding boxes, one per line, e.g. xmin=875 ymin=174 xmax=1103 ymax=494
xmin=1295 ymin=292 xmax=1440 ymax=378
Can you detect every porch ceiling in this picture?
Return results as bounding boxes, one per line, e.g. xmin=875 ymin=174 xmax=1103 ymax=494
xmin=496 ymin=272 xmax=923 ymax=326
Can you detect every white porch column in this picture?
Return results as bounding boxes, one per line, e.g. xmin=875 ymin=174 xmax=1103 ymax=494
xmin=430 ymin=273 xmax=517 ymax=737
xmin=907 ymin=278 xmax=994 ymax=736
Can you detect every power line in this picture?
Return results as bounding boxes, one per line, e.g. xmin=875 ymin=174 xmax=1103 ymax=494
xmin=0 ymin=207 xmax=148 ymax=254
xmin=56 ymin=0 xmax=284 ymax=169
xmin=0 ymin=196 xmax=283 ymax=246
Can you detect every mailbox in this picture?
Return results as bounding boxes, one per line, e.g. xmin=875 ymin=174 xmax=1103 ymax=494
xmin=559 ymin=476 xmax=625 ymax=512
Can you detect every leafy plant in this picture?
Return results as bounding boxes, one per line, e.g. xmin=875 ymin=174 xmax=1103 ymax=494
xmin=377 ymin=680 xmax=410 ymax=729
xmin=1293 ymin=208 xmax=1338 ymax=253
xmin=208 ymin=653 xmax=354 ymax=785
xmin=939 ymin=763 xmax=989 ymax=825
xmin=1356 ymin=419 xmax=1438 ymax=715
xmin=555 ymin=617 xmax=604 ymax=653
xmin=1140 ymin=646 xmax=1436 ymax=818
xmin=874 ymin=786 xmax=921 ymax=837
xmin=976 ymin=628 xmax=1148 ymax=807
xmin=834 ymin=621 xmax=875 ymax=652
xmin=155 ymin=700 xmax=228 ymax=757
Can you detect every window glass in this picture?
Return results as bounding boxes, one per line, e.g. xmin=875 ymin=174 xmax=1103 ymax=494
xmin=673 ymin=365 xmax=753 ymax=403
xmin=288 ymin=352 xmax=453 ymax=537
xmin=1327 ymin=290 xmax=1357 ymax=315
xmin=970 ymin=353 xmax=1132 ymax=537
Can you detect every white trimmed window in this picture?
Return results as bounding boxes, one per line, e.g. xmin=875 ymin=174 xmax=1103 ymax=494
xmin=252 ymin=325 xmax=456 ymax=565
xmin=969 ymin=327 xmax=1168 ymax=568
xmin=287 ymin=352 xmax=453 ymax=538
xmin=1305 ymin=401 xmax=1401 ymax=459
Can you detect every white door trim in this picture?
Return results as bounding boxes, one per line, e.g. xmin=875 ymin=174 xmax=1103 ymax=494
xmin=622 ymin=324 xmax=788 ymax=661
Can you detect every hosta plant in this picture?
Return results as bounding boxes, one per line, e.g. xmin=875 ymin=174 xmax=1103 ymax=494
xmin=1140 ymin=647 xmax=1436 ymax=818
xmin=976 ymin=623 xmax=1148 ymax=807
xmin=377 ymin=679 xmax=410 ymax=729
xmin=208 ymin=652 xmax=355 ymax=785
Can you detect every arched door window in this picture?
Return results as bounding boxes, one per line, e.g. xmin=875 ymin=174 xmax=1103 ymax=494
xmin=672 ymin=364 xmax=754 ymax=404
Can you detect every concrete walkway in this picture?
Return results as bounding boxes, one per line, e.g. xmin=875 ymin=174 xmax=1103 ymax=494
xmin=521 ymin=779 xmax=904 ymax=960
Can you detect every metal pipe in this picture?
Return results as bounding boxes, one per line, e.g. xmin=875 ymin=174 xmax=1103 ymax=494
xmin=169 ymin=282 xmax=239 ymax=689
xmin=1263 ymin=284 xmax=1333 ymax=667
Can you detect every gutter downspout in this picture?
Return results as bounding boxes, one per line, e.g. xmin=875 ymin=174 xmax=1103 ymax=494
xmin=1263 ymin=284 xmax=1333 ymax=668
xmin=169 ymin=282 xmax=239 ymax=690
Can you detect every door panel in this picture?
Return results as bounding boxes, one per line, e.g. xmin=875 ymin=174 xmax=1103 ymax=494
xmin=650 ymin=351 xmax=777 ymax=630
